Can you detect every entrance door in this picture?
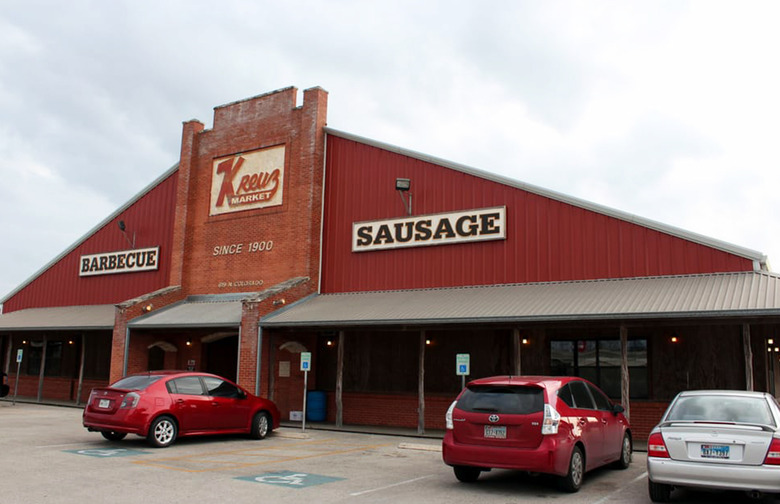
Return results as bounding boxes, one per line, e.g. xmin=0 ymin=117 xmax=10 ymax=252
xmin=203 ymin=335 xmax=238 ymax=382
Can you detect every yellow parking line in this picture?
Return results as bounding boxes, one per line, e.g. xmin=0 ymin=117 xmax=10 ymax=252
xmin=133 ymin=441 xmax=394 ymax=473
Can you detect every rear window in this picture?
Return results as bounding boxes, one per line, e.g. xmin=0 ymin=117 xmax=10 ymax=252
xmin=456 ymin=385 xmax=544 ymax=415
xmin=111 ymin=375 xmax=163 ymax=391
xmin=667 ymin=395 xmax=775 ymax=426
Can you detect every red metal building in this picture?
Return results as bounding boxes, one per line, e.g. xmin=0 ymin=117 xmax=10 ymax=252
xmin=2 ymin=86 xmax=780 ymax=441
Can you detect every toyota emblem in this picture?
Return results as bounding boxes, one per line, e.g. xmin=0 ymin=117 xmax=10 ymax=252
xmin=488 ymin=414 xmax=500 ymax=423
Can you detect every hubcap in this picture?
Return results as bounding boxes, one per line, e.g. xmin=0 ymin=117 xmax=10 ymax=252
xmin=572 ymin=452 xmax=583 ymax=485
xmin=155 ymin=420 xmax=174 ymax=444
xmin=623 ymin=437 xmax=631 ymax=462
xmin=257 ymin=415 xmax=268 ymax=436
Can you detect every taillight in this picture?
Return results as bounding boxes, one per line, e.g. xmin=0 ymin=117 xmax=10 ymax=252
xmin=120 ymin=392 xmax=140 ymax=409
xmin=445 ymin=401 xmax=456 ymax=430
xmin=647 ymin=432 xmax=669 ymax=458
xmin=542 ymin=404 xmax=560 ymax=435
xmin=764 ymin=438 xmax=780 ymax=465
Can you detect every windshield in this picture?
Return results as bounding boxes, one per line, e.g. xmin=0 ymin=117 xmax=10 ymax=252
xmin=667 ymin=395 xmax=775 ymax=426
xmin=111 ymin=375 xmax=163 ymax=391
xmin=456 ymin=385 xmax=544 ymax=414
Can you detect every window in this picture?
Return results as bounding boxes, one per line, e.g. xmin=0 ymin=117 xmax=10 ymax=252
xmin=456 ymin=386 xmax=544 ymax=415
xmin=168 ymin=377 xmax=205 ymax=395
xmin=550 ymin=339 xmax=647 ymax=399
xmin=113 ymin=375 xmax=163 ymax=390
xmin=202 ymin=376 xmax=241 ymax=398
xmin=570 ymin=381 xmax=595 ymax=409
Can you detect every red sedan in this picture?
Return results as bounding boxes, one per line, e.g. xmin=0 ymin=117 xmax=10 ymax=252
xmin=83 ymin=371 xmax=280 ymax=448
xmin=442 ymin=375 xmax=632 ymax=492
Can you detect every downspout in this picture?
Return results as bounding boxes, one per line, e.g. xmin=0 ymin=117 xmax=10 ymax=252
xmin=256 ymin=326 xmax=263 ymax=396
xmin=122 ymin=327 xmax=130 ymax=377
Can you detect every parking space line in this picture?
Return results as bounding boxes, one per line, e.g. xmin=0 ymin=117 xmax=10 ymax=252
xmin=589 ymin=472 xmax=647 ymax=504
xmin=349 ymin=475 xmax=435 ymax=496
xmin=132 ymin=441 xmax=395 ymax=473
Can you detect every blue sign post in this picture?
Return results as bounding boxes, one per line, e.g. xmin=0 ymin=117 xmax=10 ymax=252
xmin=456 ymin=353 xmax=470 ymax=389
xmin=13 ymin=349 xmax=22 ymax=405
xmin=300 ymin=352 xmax=312 ymax=432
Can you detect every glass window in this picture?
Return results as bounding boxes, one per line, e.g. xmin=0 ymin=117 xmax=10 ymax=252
xmin=587 ymin=383 xmax=612 ymax=411
xmin=549 ymin=338 xmax=648 ymax=399
xmin=667 ymin=395 xmax=774 ymax=425
xmin=112 ymin=375 xmax=163 ymax=390
xmin=570 ymin=381 xmax=595 ymax=409
xmin=557 ymin=384 xmax=574 ymax=407
xmin=203 ymin=376 xmax=241 ymax=398
xmin=169 ymin=376 xmax=204 ymax=396
xmin=457 ymin=385 xmax=544 ymax=415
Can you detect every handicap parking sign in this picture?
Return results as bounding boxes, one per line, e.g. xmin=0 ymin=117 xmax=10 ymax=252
xmin=237 ymin=470 xmax=344 ymax=489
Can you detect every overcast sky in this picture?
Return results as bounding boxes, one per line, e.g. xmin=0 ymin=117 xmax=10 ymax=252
xmin=1 ymin=1 xmax=779 ymax=301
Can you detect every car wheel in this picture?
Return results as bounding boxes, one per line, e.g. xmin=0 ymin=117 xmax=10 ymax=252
xmin=101 ymin=431 xmax=127 ymax=442
xmin=453 ymin=465 xmax=480 ymax=483
xmin=648 ymin=479 xmax=672 ymax=502
xmin=558 ymin=446 xmax=584 ymax=492
xmin=250 ymin=412 xmax=271 ymax=440
xmin=614 ymin=433 xmax=632 ymax=469
xmin=147 ymin=415 xmax=177 ymax=448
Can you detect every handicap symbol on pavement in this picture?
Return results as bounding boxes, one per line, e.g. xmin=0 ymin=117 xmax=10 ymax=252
xmin=65 ymin=448 xmax=147 ymax=458
xmin=237 ymin=470 xmax=344 ymax=489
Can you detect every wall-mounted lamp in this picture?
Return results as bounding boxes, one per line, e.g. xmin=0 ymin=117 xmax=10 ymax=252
xmin=68 ymin=340 xmax=74 ymax=345
xmin=522 ymin=338 xmax=530 ymax=345
xmin=770 ymin=339 xmax=775 ymax=345
xmin=670 ymin=336 xmax=679 ymax=343
xmin=326 ymin=340 xmax=334 ymax=347
xmin=273 ymin=299 xmax=286 ymax=306
xmin=395 ymin=178 xmax=412 ymax=216
xmin=425 ymin=338 xmax=432 ymax=346
xmin=141 ymin=303 xmax=153 ymax=313
xmin=22 ymin=340 xmax=27 ymax=345
xmin=186 ymin=339 xmax=192 ymax=347
xmin=118 ymin=220 xmax=136 ymax=248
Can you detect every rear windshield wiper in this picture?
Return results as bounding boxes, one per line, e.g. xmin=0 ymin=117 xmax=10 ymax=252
xmin=470 ymin=407 xmax=499 ymax=413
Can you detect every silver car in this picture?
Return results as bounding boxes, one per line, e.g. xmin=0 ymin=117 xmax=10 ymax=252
xmin=647 ymin=390 xmax=780 ymax=502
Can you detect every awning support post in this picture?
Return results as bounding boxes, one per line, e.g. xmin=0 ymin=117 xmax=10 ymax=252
xmin=744 ymin=323 xmax=754 ymax=391
xmin=336 ymin=330 xmax=344 ymax=428
xmin=418 ymin=330 xmax=426 ymax=435
xmin=620 ymin=325 xmax=630 ymax=421
xmin=76 ymin=333 xmax=86 ymax=405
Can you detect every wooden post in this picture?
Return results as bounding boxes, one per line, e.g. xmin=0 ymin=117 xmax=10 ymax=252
xmin=418 ymin=331 xmax=426 ymax=435
xmin=620 ymin=326 xmax=630 ymax=420
xmin=336 ymin=330 xmax=345 ymax=428
xmin=37 ymin=335 xmax=48 ymax=403
xmin=513 ymin=328 xmax=522 ymax=375
xmin=744 ymin=324 xmax=754 ymax=391
xmin=76 ymin=333 xmax=86 ymax=405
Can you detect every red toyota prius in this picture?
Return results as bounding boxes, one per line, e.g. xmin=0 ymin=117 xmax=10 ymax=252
xmin=442 ymin=375 xmax=632 ymax=492
xmin=83 ymin=371 xmax=280 ymax=448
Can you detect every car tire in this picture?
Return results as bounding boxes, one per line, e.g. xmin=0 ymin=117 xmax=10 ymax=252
xmin=147 ymin=415 xmax=177 ymax=448
xmin=453 ymin=465 xmax=480 ymax=483
xmin=250 ymin=412 xmax=271 ymax=440
xmin=648 ymin=479 xmax=672 ymax=502
xmin=614 ymin=433 xmax=632 ymax=469
xmin=558 ymin=446 xmax=584 ymax=493
xmin=101 ymin=431 xmax=127 ymax=442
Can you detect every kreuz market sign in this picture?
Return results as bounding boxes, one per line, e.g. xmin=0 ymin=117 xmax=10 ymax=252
xmin=210 ymin=145 xmax=285 ymax=216
xmin=352 ymin=207 xmax=506 ymax=252
xmin=80 ymin=247 xmax=160 ymax=277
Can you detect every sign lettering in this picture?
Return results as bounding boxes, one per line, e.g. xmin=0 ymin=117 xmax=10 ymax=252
xmin=352 ymin=207 xmax=506 ymax=252
xmin=79 ymin=247 xmax=160 ymax=277
xmin=211 ymin=146 xmax=285 ymax=216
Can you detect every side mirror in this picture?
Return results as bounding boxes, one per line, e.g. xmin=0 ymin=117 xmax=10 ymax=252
xmin=612 ymin=404 xmax=625 ymax=415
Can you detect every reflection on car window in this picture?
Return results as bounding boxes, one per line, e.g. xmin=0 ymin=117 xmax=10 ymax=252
xmin=112 ymin=375 xmax=163 ymax=390
xmin=203 ymin=377 xmax=241 ymax=398
xmin=557 ymin=385 xmax=574 ymax=407
xmin=587 ymin=383 xmax=612 ymax=411
xmin=667 ymin=395 xmax=775 ymax=425
xmin=457 ymin=386 xmax=543 ymax=414
xmin=570 ymin=381 xmax=595 ymax=410
xmin=168 ymin=376 xmax=205 ymax=396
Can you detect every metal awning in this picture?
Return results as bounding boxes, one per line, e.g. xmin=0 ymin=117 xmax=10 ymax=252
xmin=261 ymin=271 xmax=780 ymax=327
xmin=129 ymin=296 xmax=243 ymax=329
xmin=0 ymin=305 xmax=116 ymax=331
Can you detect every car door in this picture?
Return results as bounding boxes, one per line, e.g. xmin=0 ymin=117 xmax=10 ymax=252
xmin=586 ymin=382 xmax=624 ymax=464
xmin=569 ymin=380 xmax=604 ymax=468
xmin=202 ymin=376 xmax=252 ymax=431
xmin=167 ymin=376 xmax=212 ymax=432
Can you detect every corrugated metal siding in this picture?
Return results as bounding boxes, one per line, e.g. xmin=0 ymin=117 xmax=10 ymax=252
xmin=264 ymin=271 xmax=780 ymax=327
xmin=321 ymin=135 xmax=754 ymax=293
xmin=3 ymin=172 xmax=178 ymax=311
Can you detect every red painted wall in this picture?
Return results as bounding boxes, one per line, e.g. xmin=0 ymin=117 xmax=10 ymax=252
xmin=321 ymin=135 xmax=754 ymax=293
xmin=4 ymin=172 xmax=179 ymax=312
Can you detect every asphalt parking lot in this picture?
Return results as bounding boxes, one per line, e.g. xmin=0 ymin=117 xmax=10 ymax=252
xmin=1 ymin=402 xmax=777 ymax=504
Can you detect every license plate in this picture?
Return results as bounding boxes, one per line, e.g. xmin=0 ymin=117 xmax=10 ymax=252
xmin=701 ymin=444 xmax=730 ymax=459
xmin=98 ymin=399 xmax=111 ymax=409
xmin=484 ymin=425 xmax=506 ymax=439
